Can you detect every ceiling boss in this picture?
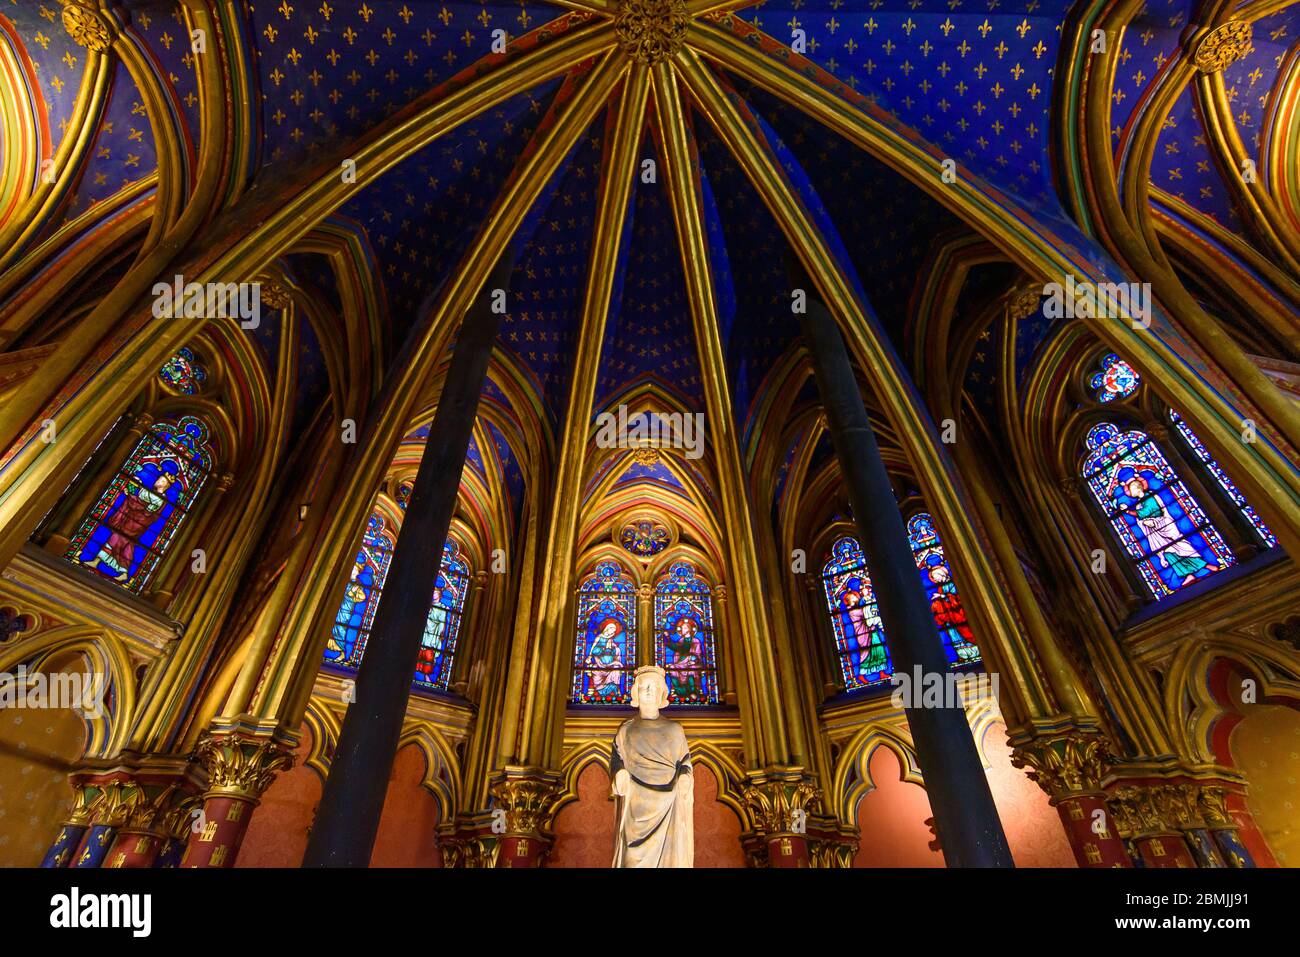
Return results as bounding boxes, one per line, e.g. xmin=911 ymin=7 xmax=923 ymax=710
xmin=614 ymin=0 xmax=690 ymax=65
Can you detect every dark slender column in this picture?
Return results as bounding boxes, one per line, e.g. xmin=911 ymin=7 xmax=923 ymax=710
xmin=303 ymin=254 xmax=513 ymax=866
xmin=798 ymin=287 xmax=1014 ymax=868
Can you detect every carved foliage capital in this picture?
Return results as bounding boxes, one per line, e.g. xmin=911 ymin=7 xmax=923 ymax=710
xmin=1011 ymin=731 xmax=1110 ymax=798
xmin=195 ymin=732 xmax=294 ymax=801
xmin=1006 ymin=283 xmax=1044 ymax=321
xmin=743 ymin=777 xmax=822 ymax=834
xmin=1108 ymin=784 xmax=1203 ymax=837
xmin=489 ymin=776 xmax=559 ymax=836
xmin=1195 ymin=785 xmax=1233 ymax=829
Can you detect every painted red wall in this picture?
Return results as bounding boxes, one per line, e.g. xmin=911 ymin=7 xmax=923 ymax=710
xmin=547 ymin=761 xmax=746 ymax=867
xmin=691 ymin=764 xmax=747 ymax=867
xmin=853 ymin=745 xmax=945 ymax=867
xmin=371 ymin=744 xmax=442 ymax=867
xmin=982 ymin=722 xmax=1076 ymax=867
xmin=546 ymin=762 xmax=616 ymax=868
xmin=236 ymin=730 xmax=321 ymax=868
xmin=236 ymin=732 xmax=442 ymax=867
xmin=852 ymin=723 xmax=1075 ymax=868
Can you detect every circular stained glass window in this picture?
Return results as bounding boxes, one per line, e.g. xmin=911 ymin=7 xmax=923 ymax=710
xmin=158 ymin=347 xmax=208 ymax=395
xmin=619 ymin=519 xmax=670 ymax=558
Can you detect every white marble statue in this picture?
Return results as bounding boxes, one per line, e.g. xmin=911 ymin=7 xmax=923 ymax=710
xmin=611 ymin=666 xmax=694 ymax=868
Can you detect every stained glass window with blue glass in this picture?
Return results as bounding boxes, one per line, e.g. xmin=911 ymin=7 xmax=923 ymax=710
xmin=907 ymin=513 xmax=981 ymax=667
xmin=324 ymin=513 xmax=395 ymax=668
xmin=572 ymin=560 xmax=637 ymax=704
xmin=66 ymin=415 xmax=213 ymax=593
xmin=1169 ymin=410 xmax=1277 ymax=549
xmin=1090 ymin=353 xmax=1139 ymax=403
xmin=415 ymin=540 xmax=470 ymax=691
xmin=821 ymin=537 xmax=891 ymax=690
xmin=1081 ymin=423 xmax=1235 ymax=599
xmin=158 ymin=347 xmax=208 ymax=395
xmin=653 ymin=560 xmax=719 ymax=705
xmin=325 ymin=515 xmax=470 ymax=690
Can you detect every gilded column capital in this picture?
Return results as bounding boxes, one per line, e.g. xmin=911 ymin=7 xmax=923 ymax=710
xmin=488 ymin=768 xmax=561 ymax=835
xmin=742 ymin=769 xmax=822 ymax=834
xmin=441 ymin=834 xmax=501 ymax=869
xmin=807 ymin=837 xmax=857 ymax=868
xmin=195 ymin=732 xmax=294 ymax=801
xmin=94 ymin=781 xmax=143 ymax=828
xmin=63 ymin=782 xmax=101 ymax=827
xmin=1108 ymin=784 xmax=1201 ymax=837
xmin=1011 ymin=730 xmax=1111 ymax=799
xmin=1107 ymin=786 xmax=1163 ymax=838
xmin=1194 ymin=21 xmax=1252 ymax=73
xmin=159 ymin=792 xmax=205 ymax=840
xmin=60 ymin=0 xmax=113 ymax=51
xmin=1194 ymin=785 xmax=1234 ymax=829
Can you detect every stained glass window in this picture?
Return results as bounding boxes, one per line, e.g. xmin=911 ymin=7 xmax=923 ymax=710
xmin=653 ymin=561 xmax=719 ymax=705
xmin=619 ymin=518 xmax=670 ymax=558
xmin=907 ymin=514 xmax=982 ymax=667
xmin=324 ymin=516 xmax=471 ymax=691
xmin=820 ymin=537 xmax=891 ymax=690
xmin=324 ymin=513 xmax=395 ymax=668
xmin=395 ymin=480 xmax=413 ymax=510
xmin=415 ymin=540 xmax=470 ymax=691
xmin=1081 ymin=422 xmax=1235 ymax=599
xmin=572 ymin=560 xmax=636 ymax=704
xmin=158 ymin=347 xmax=208 ymax=395
xmin=1090 ymin=353 xmax=1139 ymax=403
xmin=66 ymin=416 xmax=214 ymax=593
xmin=1169 ymin=410 xmax=1277 ymax=549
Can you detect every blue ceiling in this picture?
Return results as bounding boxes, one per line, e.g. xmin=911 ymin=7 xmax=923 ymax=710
xmin=594 ymin=133 xmax=707 ymax=413
xmin=247 ymin=0 xmax=555 ymax=177
xmin=338 ymin=79 xmax=557 ymax=341
xmin=735 ymin=0 xmax=1074 ymax=214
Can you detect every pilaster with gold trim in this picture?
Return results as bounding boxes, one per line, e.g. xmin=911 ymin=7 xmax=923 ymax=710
xmin=741 ymin=768 xmax=822 ymax=868
xmin=180 ymin=722 xmax=295 ymax=868
xmin=486 ymin=766 xmax=563 ymax=868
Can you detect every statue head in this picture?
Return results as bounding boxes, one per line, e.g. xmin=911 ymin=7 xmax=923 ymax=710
xmin=632 ymin=665 xmax=669 ymax=717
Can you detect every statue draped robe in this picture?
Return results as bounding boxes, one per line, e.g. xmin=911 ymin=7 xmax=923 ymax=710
xmin=611 ymin=716 xmax=693 ymax=867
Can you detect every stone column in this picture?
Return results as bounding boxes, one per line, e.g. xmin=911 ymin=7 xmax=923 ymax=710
xmin=180 ymin=729 xmax=294 ymax=868
xmin=799 ymin=293 xmax=1013 ymax=867
xmin=487 ymin=767 xmax=562 ymax=868
xmin=1109 ymin=785 xmax=1199 ymax=868
xmin=1012 ymin=729 xmax=1131 ymax=867
xmin=302 ymin=256 xmax=511 ymax=867
xmin=39 ymin=784 xmax=97 ymax=868
xmin=743 ymin=771 xmax=821 ymax=868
